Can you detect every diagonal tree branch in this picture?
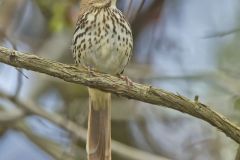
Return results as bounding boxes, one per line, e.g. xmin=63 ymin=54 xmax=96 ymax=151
xmin=0 ymin=46 xmax=240 ymax=144
xmin=0 ymin=91 xmax=169 ymax=160
xmin=15 ymin=122 xmax=79 ymax=160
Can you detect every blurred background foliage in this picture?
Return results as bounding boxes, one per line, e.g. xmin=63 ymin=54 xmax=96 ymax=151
xmin=0 ymin=0 xmax=240 ymax=160
xmin=35 ymin=0 xmax=77 ymax=32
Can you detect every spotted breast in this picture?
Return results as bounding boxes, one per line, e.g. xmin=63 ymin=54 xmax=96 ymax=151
xmin=72 ymin=4 xmax=133 ymax=75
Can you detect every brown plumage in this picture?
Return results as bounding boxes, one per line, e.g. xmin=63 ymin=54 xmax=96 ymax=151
xmin=72 ymin=0 xmax=133 ymax=159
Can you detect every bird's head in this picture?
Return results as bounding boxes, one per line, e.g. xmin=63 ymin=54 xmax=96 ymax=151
xmin=80 ymin=0 xmax=117 ymax=8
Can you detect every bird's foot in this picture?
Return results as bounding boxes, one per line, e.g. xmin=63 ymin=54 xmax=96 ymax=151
xmin=117 ymin=74 xmax=133 ymax=87
xmin=83 ymin=65 xmax=96 ymax=77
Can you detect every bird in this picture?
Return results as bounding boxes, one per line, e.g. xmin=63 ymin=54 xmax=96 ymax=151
xmin=72 ymin=0 xmax=133 ymax=160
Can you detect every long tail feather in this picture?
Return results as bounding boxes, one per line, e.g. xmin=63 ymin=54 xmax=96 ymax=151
xmin=87 ymin=88 xmax=111 ymax=160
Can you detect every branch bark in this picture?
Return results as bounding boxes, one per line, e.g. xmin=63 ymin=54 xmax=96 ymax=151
xmin=0 ymin=46 xmax=240 ymax=144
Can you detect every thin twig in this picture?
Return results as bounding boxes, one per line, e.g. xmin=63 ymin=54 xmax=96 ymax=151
xmin=203 ymin=27 xmax=240 ymax=38
xmin=135 ymin=0 xmax=146 ymax=18
xmin=1 ymin=35 xmax=27 ymax=97
xmin=126 ymin=0 xmax=133 ymax=20
xmin=127 ymin=0 xmax=146 ymax=22
xmin=14 ymin=69 xmax=23 ymax=97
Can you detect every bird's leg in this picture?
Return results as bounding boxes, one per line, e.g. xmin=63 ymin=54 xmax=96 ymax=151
xmin=87 ymin=66 xmax=95 ymax=76
xmin=82 ymin=65 xmax=97 ymax=77
xmin=117 ymin=73 xmax=133 ymax=87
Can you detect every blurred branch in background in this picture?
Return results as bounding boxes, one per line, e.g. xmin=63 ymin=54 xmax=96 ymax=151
xmin=203 ymin=27 xmax=240 ymax=38
xmin=0 ymin=46 xmax=240 ymax=145
xmin=0 ymin=108 xmax=24 ymax=124
xmin=131 ymin=0 xmax=164 ymax=38
xmin=0 ymin=91 xmax=169 ymax=160
xmin=15 ymin=122 xmax=82 ymax=160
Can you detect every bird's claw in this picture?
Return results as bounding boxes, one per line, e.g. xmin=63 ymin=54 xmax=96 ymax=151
xmin=118 ymin=74 xmax=133 ymax=87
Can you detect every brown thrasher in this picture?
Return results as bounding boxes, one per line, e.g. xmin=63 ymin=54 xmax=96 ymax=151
xmin=72 ymin=0 xmax=133 ymax=160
